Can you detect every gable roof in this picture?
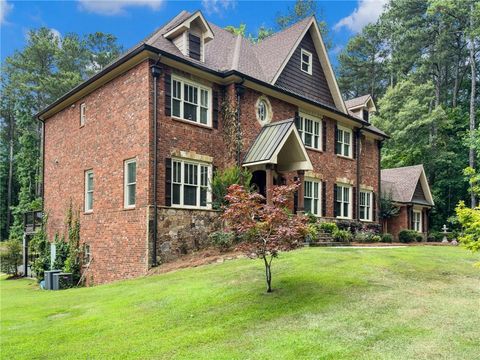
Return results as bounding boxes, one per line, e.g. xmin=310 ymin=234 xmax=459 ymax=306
xmin=36 ymin=10 xmax=386 ymax=139
xmin=381 ymin=165 xmax=434 ymax=206
xmin=243 ymin=119 xmax=312 ymax=172
xmin=345 ymin=95 xmax=371 ymax=109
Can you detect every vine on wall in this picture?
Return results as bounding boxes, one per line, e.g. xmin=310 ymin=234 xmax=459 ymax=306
xmin=221 ymin=95 xmax=241 ymax=163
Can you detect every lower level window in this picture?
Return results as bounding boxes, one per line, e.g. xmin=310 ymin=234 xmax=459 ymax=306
xmin=124 ymin=159 xmax=136 ymax=208
xmin=359 ymin=191 xmax=372 ymax=221
xmin=304 ymin=180 xmax=320 ymax=216
xmin=413 ymin=210 xmax=422 ymax=232
xmin=335 ymin=184 xmax=351 ymax=218
xmin=172 ymin=159 xmax=211 ymax=208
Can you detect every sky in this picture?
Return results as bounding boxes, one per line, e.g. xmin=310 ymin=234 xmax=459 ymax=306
xmin=0 ymin=0 xmax=388 ymax=68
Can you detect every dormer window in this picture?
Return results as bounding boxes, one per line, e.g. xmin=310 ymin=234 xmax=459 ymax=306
xmin=189 ymin=33 xmax=201 ymax=61
xmin=301 ymin=49 xmax=312 ymax=75
xmin=164 ymin=11 xmax=214 ymax=63
xmin=363 ymin=109 xmax=369 ymax=122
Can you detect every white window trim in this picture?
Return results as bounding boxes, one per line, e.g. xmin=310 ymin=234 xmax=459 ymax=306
xmin=84 ymin=170 xmax=93 ymax=213
xmin=297 ymin=112 xmax=322 ymax=150
xmin=124 ymin=158 xmax=137 ymax=209
xmin=300 ymin=49 xmax=313 ymax=75
xmin=80 ymin=103 xmax=86 ymax=127
xmin=255 ymin=96 xmax=272 ymax=125
xmin=304 ymin=178 xmax=321 ymax=217
xmin=171 ymin=75 xmax=212 ymax=127
xmin=336 ymin=125 xmax=353 ymax=158
xmin=413 ymin=209 xmax=422 ymax=232
xmin=336 ymin=184 xmax=352 ymax=219
xmin=171 ymin=158 xmax=212 ymax=210
xmin=359 ymin=190 xmax=373 ymax=222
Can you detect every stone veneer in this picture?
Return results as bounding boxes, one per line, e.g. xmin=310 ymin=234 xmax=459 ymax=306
xmin=155 ymin=208 xmax=221 ymax=263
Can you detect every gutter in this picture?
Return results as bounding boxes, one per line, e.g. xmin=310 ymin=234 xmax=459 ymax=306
xmin=356 ymin=126 xmax=364 ymax=221
xmin=35 ymin=45 xmax=389 ymax=139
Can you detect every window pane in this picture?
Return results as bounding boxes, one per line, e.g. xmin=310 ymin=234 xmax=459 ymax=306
xmin=336 ymin=142 xmax=342 ymax=154
xmin=304 ymin=133 xmax=312 ymax=147
xmin=335 ymin=201 xmax=341 ymax=216
xmin=200 ymin=89 xmax=208 ymax=107
xmin=200 ymin=187 xmax=207 ymax=207
xmin=128 ymin=184 xmax=136 ymax=205
xmin=360 ymin=207 xmax=365 ymax=220
xmin=200 ymin=108 xmax=208 ymax=124
xmin=344 ymin=131 xmax=351 ymax=144
xmin=313 ymin=200 xmax=318 ymax=214
xmin=344 ymin=144 xmax=350 ymax=156
xmin=86 ymin=192 xmax=93 ymax=210
xmin=184 ymin=185 xmax=197 ymax=206
xmin=127 ymin=161 xmax=136 ymax=183
xmin=343 ymin=203 xmax=349 ymax=217
xmin=305 ymin=198 xmax=312 ymax=213
xmin=172 ymin=184 xmax=181 ymax=205
xmin=87 ymin=173 xmax=93 ymax=191
xmin=200 ymin=166 xmax=208 ymax=186
xmin=336 ymin=187 xmax=343 ymax=201
xmin=184 ymin=103 xmax=197 ymax=121
xmin=172 ymin=99 xmax=181 ymax=117
xmin=344 ymin=187 xmax=349 ymax=202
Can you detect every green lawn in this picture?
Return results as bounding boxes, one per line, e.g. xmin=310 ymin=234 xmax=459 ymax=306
xmin=1 ymin=247 xmax=479 ymax=359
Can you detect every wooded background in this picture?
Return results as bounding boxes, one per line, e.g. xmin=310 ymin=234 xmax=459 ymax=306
xmin=1 ymin=0 xmax=478 ymax=240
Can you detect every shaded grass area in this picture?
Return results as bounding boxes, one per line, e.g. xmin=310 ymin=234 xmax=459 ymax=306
xmin=1 ymin=247 xmax=479 ymax=359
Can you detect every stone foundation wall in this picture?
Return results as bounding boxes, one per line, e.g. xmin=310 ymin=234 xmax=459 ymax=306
xmin=155 ymin=208 xmax=222 ymax=264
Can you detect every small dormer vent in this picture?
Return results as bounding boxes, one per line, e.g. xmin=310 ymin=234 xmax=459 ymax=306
xmin=189 ymin=33 xmax=201 ymax=60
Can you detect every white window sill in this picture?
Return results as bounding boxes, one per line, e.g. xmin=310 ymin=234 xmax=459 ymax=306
xmin=336 ymin=154 xmax=354 ymax=161
xmin=171 ymin=116 xmax=212 ymax=130
xmin=123 ymin=206 xmax=136 ymax=211
xmin=170 ymin=205 xmax=212 ymax=211
xmin=305 ymin=146 xmax=323 ymax=153
xmin=336 ymin=216 xmax=352 ymax=220
xmin=84 ymin=210 xmax=93 ymax=215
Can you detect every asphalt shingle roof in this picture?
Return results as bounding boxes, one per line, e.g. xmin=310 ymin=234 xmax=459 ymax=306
xmin=345 ymin=95 xmax=371 ymax=109
xmin=381 ymin=165 xmax=433 ymax=205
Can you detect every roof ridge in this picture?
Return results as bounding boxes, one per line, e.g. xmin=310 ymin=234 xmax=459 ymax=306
xmin=254 ymin=15 xmax=313 ymax=45
xmin=231 ymin=34 xmax=242 ymax=70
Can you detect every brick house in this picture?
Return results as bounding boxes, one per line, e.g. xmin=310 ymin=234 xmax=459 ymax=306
xmin=381 ymin=165 xmax=434 ymax=240
xmin=37 ymin=11 xmax=387 ymax=284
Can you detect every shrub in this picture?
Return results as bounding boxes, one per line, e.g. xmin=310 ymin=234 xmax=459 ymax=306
xmin=381 ymin=233 xmax=393 ymax=243
xmin=211 ymin=166 xmax=253 ymax=210
xmin=355 ymin=231 xmax=381 ymax=243
xmin=305 ymin=223 xmax=318 ymax=242
xmin=318 ymin=222 xmax=338 ymax=234
xmin=209 ymin=231 xmax=234 ymax=252
xmin=398 ymin=230 xmax=422 ymax=243
xmin=0 ymin=240 xmax=22 ymax=276
xmin=333 ymin=229 xmax=352 ymax=242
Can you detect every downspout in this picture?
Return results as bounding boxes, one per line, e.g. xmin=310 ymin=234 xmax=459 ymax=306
xmin=356 ymin=126 xmax=364 ymax=221
xmin=378 ymin=139 xmax=383 ymax=230
xmin=235 ymin=80 xmax=245 ymax=166
xmin=151 ymin=60 xmax=162 ymax=267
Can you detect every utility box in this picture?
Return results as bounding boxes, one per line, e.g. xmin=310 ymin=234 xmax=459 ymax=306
xmin=52 ymin=273 xmax=73 ymax=290
xmin=44 ymin=270 xmax=62 ymax=290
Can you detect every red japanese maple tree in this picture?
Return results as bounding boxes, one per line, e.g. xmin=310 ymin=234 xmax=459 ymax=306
xmin=222 ymin=183 xmax=308 ymax=292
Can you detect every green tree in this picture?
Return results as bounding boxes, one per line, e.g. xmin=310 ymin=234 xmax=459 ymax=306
xmin=0 ymin=28 xmax=122 ymax=241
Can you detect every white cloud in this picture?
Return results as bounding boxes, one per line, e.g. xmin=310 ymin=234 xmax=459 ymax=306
xmin=78 ymin=0 xmax=164 ymax=16
xmin=331 ymin=45 xmax=344 ymax=55
xmin=50 ymin=28 xmax=61 ymax=41
xmin=0 ymin=0 xmax=13 ymax=24
xmin=334 ymin=0 xmax=387 ymax=33
xmin=201 ymin=0 xmax=236 ymax=16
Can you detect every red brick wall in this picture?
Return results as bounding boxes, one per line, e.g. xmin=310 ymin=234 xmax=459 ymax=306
xmin=43 ymin=60 xmax=151 ymax=284
xmin=386 ymin=205 xmax=408 ymax=240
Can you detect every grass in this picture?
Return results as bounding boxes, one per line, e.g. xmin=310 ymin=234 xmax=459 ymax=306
xmin=1 ymin=246 xmax=479 ymax=359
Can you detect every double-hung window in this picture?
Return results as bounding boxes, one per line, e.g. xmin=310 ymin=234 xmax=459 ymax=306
xmin=171 ymin=76 xmax=211 ymax=126
xmin=295 ymin=113 xmax=321 ymax=150
xmin=336 ymin=126 xmax=352 ymax=157
xmin=80 ymin=103 xmax=86 ymax=126
xmin=359 ymin=190 xmax=372 ymax=221
xmin=335 ymin=184 xmax=351 ymax=219
xmin=304 ymin=179 xmax=321 ymax=216
xmin=124 ymin=159 xmax=136 ymax=208
xmin=300 ymin=49 xmax=312 ymax=75
xmin=84 ymin=170 xmax=93 ymax=212
xmin=172 ymin=159 xmax=211 ymax=208
xmin=413 ymin=210 xmax=422 ymax=232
